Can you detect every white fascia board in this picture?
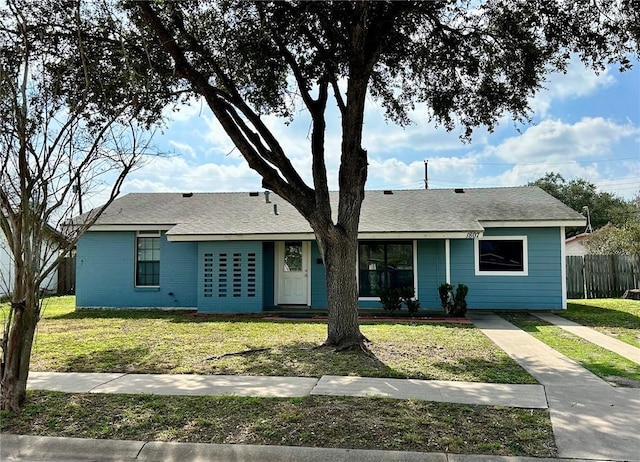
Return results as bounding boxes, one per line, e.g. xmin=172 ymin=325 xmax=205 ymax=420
xmin=166 ymin=232 xmax=316 ymax=242
xmin=480 ymin=219 xmax=586 ymax=228
xmin=166 ymin=230 xmax=480 ymax=242
xmin=357 ymin=231 xmax=479 ymax=239
xmin=88 ymin=224 xmax=175 ymax=232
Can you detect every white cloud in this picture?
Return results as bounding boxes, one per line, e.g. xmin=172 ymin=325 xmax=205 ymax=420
xmin=367 ymin=155 xmax=484 ymax=190
xmin=530 ymin=59 xmax=615 ymax=116
xmin=487 ymin=117 xmax=638 ymax=163
xmin=478 ymin=162 xmax=602 ymax=190
xmin=167 ymin=140 xmax=196 ymax=158
xmin=121 ymin=156 xmax=262 ymax=193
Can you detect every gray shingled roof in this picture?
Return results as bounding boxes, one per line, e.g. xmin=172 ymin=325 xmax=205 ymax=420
xmin=87 ymin=186 xmax=585 ymax=237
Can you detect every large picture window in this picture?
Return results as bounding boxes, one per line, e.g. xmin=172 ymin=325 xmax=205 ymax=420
xmin=358 ymin=241 xmax=414 ymax=297
xmin=475 ymin=236 xmax=528 ymax=275
xmin=136 ymin=231 xmax=160 ymax=286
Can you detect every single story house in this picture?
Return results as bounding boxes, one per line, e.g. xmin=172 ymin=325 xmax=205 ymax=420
xmin=565 ymin=232 xmax=591 ymax=256
xmin=75 ymin=186 xmax=585 ymax=313
xmin=1 ymin=225 xmax=67 ymax=297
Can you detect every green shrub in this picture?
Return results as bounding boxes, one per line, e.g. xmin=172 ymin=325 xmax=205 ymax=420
xmin=438 ymin=283 xmax=468 ymax=317
xmin=378 ymin=287 xmax=402 ymax=311
xmin=399 ymin=286 xmax=420 ymax=314
xmin=438 ymin=283 xmax=454 ymax=312
xmin=451 ymin=284 xmax=469 ymax=317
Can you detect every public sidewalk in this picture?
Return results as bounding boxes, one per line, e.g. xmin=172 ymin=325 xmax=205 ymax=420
xmin=26 ymin=371 xmax=547 ymax=408
xmin=468 ymin=313 xmax=640 ymax=461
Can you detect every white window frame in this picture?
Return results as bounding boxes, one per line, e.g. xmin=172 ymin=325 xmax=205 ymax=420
xmin=357 ymin=240 xmax=418 ymax=301
xmin=475 ymin=235 xmax=528 ymax=276
xmin=135 ymin=230 xmax=161 ymax=287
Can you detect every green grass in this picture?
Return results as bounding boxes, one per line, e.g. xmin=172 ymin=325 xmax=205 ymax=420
xmin=21 ymin=296 xmax=534 ymax=384
xmin=563 ymin=299 xmax=640 ymax=348
xmin=0 ymin=391 xmax=556 ymax=457
xmin=502 ymin=313 xmax=640 ymax=387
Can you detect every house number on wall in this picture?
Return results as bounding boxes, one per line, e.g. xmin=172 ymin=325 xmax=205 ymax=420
xmin=466 ymin=231 xmax=481 ymax=239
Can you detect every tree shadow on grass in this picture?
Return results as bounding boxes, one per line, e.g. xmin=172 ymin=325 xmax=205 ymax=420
xmin=202 ymin=341 xmax=397 ymax=378
xmin=564 ymin=303 xmax=640 ymax=330
xmin=60 ymin=346 xmax=150 ymax=373
xmin=47 ymin=309 xmax=187 ymax=321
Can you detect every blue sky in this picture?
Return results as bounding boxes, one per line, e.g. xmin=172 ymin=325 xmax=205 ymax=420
xmin=113 ymin=57 xmax=639 ymax=205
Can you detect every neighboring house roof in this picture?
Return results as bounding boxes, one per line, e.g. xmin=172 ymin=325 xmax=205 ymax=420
xmin=565 ymin=232 xmax=591 ymax=244
xmin=565 ymin=232 xmax=591 ymax=256
xmin=83 ymin=186 xmax=586 ymax=241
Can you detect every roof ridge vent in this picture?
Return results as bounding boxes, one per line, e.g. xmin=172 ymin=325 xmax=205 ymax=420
xmin=182 ymin=192 xmax=193 ymax=198
xmin=454 ymin=188 xmax=465 ymax=193
xmin=383 ymin=190 xmax=393 ymax=195
xmin=249 ymin=191 xmax=259 ymax=197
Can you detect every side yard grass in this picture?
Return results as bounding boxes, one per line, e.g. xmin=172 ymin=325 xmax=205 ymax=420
xmin=24 ymin=296 xmax=534 ymax=384
xmin=502 ymin=313 xmax=640 ymax=387
xmin=562 ymin=299 xmax=640 ymax=348
xmin=0 ymin=391 xmax=557 ymax=457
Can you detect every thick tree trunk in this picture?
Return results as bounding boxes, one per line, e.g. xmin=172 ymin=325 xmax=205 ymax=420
xmin=1 ymin=290 xmax=39 ymax=411
xmin=316 ymin=228 xmax=366 ymax=349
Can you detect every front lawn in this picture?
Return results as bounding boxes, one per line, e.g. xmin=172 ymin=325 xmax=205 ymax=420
xmin=0 ymin=391 xmax=556 ymax=457
xmin=23 ymin=296 xmax=534 ymax=384
xmin=563 ymin=299 xmax=640 ymax=348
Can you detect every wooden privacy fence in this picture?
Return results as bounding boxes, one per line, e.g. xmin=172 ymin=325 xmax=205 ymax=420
xmin=57 ymin=256 xmax=75 ymax=295
xmin=566 ymin=255 xmax=640 ymax=299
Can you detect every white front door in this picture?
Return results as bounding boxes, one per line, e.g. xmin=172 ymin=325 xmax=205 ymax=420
xmin=277 ymin=241 xmax=309 ymax=305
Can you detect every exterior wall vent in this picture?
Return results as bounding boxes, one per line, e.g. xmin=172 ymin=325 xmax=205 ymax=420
xmin=249 ymin=192 xmax=259 ymax=197
xmin=182 ymin=192 xmax=193 ymax=198
xmin=383 ymin=190 xmax=393 ymax=195
xmin=454 ymin=188 xmax=465 ymax=194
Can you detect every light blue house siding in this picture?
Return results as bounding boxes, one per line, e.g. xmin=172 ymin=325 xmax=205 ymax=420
xmin=76 ymin=231 xmax=198 ymax=308
xmin=262 ymin=242 xmax=275 ymax=308
xmin=310 ymin=241 xmax=328 ymax=308
xmin=77 ymin=227 xmax=564 ymax=312
xmin=416 ymin=240 xmax=448 ymax=310
xmin=449 ymin=227 xmax=563 ymax=310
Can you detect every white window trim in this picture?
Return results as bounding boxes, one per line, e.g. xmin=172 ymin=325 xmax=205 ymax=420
xmin=135 ymin=230 xmax=161 ymax=287
xmin=474 ymin=235 xmax=528 ymax=276
xmin=357 ymin=240 xmax=418 ymax=301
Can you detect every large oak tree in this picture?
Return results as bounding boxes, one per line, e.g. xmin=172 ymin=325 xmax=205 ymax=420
xmin=110 ymin=0 xmax=638 ymax=350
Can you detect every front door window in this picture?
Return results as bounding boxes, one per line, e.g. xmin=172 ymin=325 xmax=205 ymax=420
xmin=284 ymin=241 xmax=303 ymax=272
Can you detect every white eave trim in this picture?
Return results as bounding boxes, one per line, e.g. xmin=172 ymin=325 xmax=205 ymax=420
xmin=166 ymin=232 xmax=317 ymax=242
xmin=166 ymin=230 xmax=481 ymax=242
xmin=480 ymin=219 xmax=586 ymax=228
xmin=88 ymin=224 xmax=175 ymax=232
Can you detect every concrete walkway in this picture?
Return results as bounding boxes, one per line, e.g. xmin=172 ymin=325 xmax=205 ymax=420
xmin=533 ymin=312 xmax=640 ymax=364
xmin=468 ymin=313 xmax=640 ymax=461
xmin=26 ymin=371 xmax=547 ymax=408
